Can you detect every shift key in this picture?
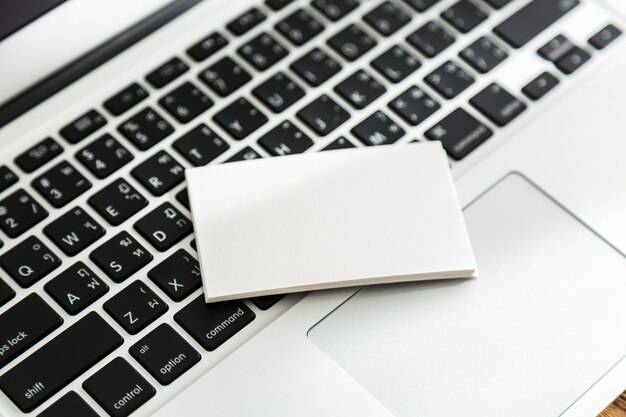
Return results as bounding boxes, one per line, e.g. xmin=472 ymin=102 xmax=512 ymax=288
xmin=0 ymin=312 xmax=122 ymax=412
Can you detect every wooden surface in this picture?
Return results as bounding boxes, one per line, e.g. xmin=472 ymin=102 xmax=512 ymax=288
xmin=599 ymin=391 xmax=626 ymax=417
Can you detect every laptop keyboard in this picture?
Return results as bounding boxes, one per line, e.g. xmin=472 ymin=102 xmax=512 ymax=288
xmin=0 ymin=0 xmax=622 ymax=415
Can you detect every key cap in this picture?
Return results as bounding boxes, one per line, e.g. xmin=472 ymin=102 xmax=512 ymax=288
xmin=555 ymin=46 xmax=591 ymax=74
xmin=38 ymin=391 xmax=99 ymax=417
xmin=76 ymin=133 xmax=134 ymax=179
xmin=0 ymin=294 xmax=62 ymax=369
xmin=442 ymin=0 xmax=488 ymax=33
xmin=104 ymin=83 xmax=149 ymax=116
xmin=0 ymin=312 xmax=122 ymax=413
xmin=364 ymin=1 xmax=411 ymax=36
xmin=132 ymin=150 xmax=185 ymax=196
xmin=0 ymin=165 xmax=18 ymax=193
xmin=60 ymin=110 xmax=107 ymax=144
xmin=483 ymin=0 xmax=511 ymax=9
xmin=135 ymin=203 xmax=192 ymax=252
xmin=425 ymin=60 xmax=474 ymax=99
xmin=44 ymin=207 xmax=105 ymax=256
xmin=176 ymin=188 xmax=190 ymax=210
xmin=251 ymin=294 xmax=284 ymax=310
xmin=312 ymin=0 xmax=358 ymax=21
xmin=130 ymin=324 xmax=201 ymax=385
xmin=225 ymin=146 xmax=263 ymax=162
xmin=190 ymin=239 xmax=196 ymax=251
xmin=227 ymin=7 xmax=266 ymax=36
xmin=83 ymin=357 xmax=155 ymax=417
xmin=537 ymin=34 xmax=575 ymax=63
xmin=90 ymin=231 xmax=153 ymax=283
xmin=175 ymin=295 xmax=255 ymax=351
xmin=118 ymin=107 xmax=175 ymax=151
xmin=493 ymin=0 xmax=579 ymax=48
xmin=352 ymin=111 xmax=405 ymax=146
xmin=266 ymin=0 xmax=293 ymax=10
xmin=0 ymin=236 xmax=61 ymax=287
xmin=589 ymin=24 xmax=622 ymax=50
xmin=0 ymin=277 xmax=14 ymax=307
xmin=335 ymin=69 xmax=386 ymax=110
xmin=470 ymin=82 xmax=526 ymax=126
xmin=425 ymin=108 xmax=492 ymax=160
xmin=173 ymin=124 xmax=230 ymax=166
xmin=238 ymin=33 xmax=288 ymax=71
xmin=213 ymin=98 xmax=268 ymax=140
xmin=258 ymin=121 xmax=314 ymax=156
xmin=104 ymin=280 xmax=168 ymax=334
xmin=290 ymin=47 xmax=341 ymax=87
xmin=322 ymin=136 xmax=356 ymax=151
xmin=44 ymin=262 xmax=108 ymax=315
xmin=187 ymin=32 xmax=228 ymax=62
xmin=159 ymin=81 xmax=213 ymax=124
xmin=32 ymin=161 xmax=91 ymax=208
xmin=253 ymin=72 xmax=305 ymax=114
xmin=148 ymin=249 xmax=201 ymax=302
xmin=371 ymin=45 xmax=421 ymax=83
xmin=0 ymin=189 xmax=47 ymax=238
xmin=459 ymin=36 xmax=508 ymax=73
xmin=522 ymin=71 xmax=559 ymax=101
xmin=276 ymin=9 xmax=324 ymax=46
xmin=15 ymin=137 xmax=63 ymax=173
xmin=146 ymin=57 xmax=189 ymax=88
xmin=407 ymin=21 xmax=455 ymax=58
xmin=328 ymin=24 xmax=377 ymax=62
xmin=388 ymin=85 xmax=440 ymax=126
xmin=199 ymin=56 xmax=252 ymax=98
xmin=402 ymin=0 xmax=439 ymax=12
xmin=88 ymin=178 xmax=148 ymax=226
xmin=297 ymin=94 xmax=350 ymax=136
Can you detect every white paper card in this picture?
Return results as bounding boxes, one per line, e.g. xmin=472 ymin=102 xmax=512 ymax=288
xmin=186 ymin=142 xmax=477 ymax=303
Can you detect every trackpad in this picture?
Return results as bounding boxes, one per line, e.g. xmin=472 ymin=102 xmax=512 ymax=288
xmin=308 ymin=173 xmax=626 ymax=417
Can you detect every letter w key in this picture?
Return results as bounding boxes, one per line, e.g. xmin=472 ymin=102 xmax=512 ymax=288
xmin=44 ymin=207 xmax=105 ymax=256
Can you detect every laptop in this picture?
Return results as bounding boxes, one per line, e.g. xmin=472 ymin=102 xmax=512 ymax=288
xmin=0 ymin=0 xmax=625 ymax=416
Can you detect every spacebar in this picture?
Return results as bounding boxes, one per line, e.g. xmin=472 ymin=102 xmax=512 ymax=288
xmin=0 ymin=312 xmax=123 ymax=413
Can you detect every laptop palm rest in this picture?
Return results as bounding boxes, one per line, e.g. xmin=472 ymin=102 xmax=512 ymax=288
xmin=308 ymin=173 xmax=626 ymax=417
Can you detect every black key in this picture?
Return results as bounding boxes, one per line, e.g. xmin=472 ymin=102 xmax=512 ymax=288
xmin=15 ymin=137 xmax=63 ymax=173
xmin=238 ymin=33 xmax=288 ymax=71
xmin=459 ymin=36 xmax=508 ymax=73
xmin=88 ymin=179 xmax=148 ymax=226
xmin=118 ymin=107 xmax=175 ymax=151
xmin=251 ymin=294 xmax=284 ymax=310
xmin=32 ymin=161 xmax=91 ymax=208
xmin=104 ymin=83 xmax=149 ymax=116
xmin=537 ymin=34 xmax=575 ymax=63
xmin=44 ymin=262 xmax=108 ymax=315
xmin=312 ymin=0 xmax=358 ymax=21
xmin=0 ymin=294 xmax=62 ymax=369
xmin=148 ymin=249 xmax=201 ymax=302
xmin=371 ymin=45 xmax=421 ymax=83
xmin=425 ymin=60 xmax=474 ymax=99
xmin=0 ymin=189 xmax=47 ymax=238
xmin=44 ymin=207 xmax=105 ymax=256
xmin=135 ymin=203 xmax=192 ymax=252
xmin=132 ymin=150 xmax=185 ymax=196
xmin=159 ymin=81 xmax=213 ymax=124
xmin=0 ymin=236 xmax=61 ymax=287
xmin=258 ymin=121 xmax=314 ymax=156
xmin=0 ymin=312 xmax=122 ymax=413
xmin=389 ymin=85 xmax=440 ymax=126
xmin=402 ymin=0 xmax=439 ymax=12
xmin=335 ymin=69 xmax=386 ymax=109
xmin=38 ymin=391 xmax=99 ymax=417
xmin=60 ymin=110 xmax=107 ymax=144
xmin=589 ymin=24 xmax=622 ymax=50
xmin=322 ymin=136 xmax=356 ymax=151
xmin=174 ymin=124 xmax=230 ymax=166
xmin=176 ymin=188 xmax=190 ymax=210
xmin=175 ymin=295 xmax=255 ymax=351
xmin=493 ymin=0 xmax=579 ymax=48
xmin=213 ymin=98 xmax=268 ymax=140
xmin=522 ymin=71 xmax=559 ymax=101
xmin=364 ymin=1 xmax=411 ymax=36
xmin=187 ymin=32 xmax=228 ymax=62
xmin=407 ymin=21 xmax=455 ymax=58
xmin=146 ymin=57 xmax=189 ymax=88
xmin=555 ymin=46 xmax=591 ymax=74
xmin=83 ymin=357 xmax=155 ymax=417
xmin=276 ymin=9 xmax=324 ymax=46
xmin=0 ymin=277 xmax=14 ymax=307
xmin=76 ymin=133 xmax=134 ymax=179
xmin=297 ymin=94 xmax=350 ymax=136
xmin=483 ymin=0 xmax=511 ymax=9
xmin=253 ymin=72 xmax=305 ymax=114
xmin=104 ymin=280 xmax=168 ymax=334
xmin=227 ymin=7 xmax=266 ymax=36
xmin=351 ymin=111 xmax=405 ymax=146
xmin=225 ymin=146 xmax=263 ymax=162
xmin=190 ymin=239 xmax=196 ymax=251
xmin=290 ymin=48 xmax=341 ymax=86
xmin=199 ymin=56 xmax=252 ymax=97
xmin=442 ymin=0 xmax=488 ymax=33
xmin=470 ymin=83 xmax=526 ymax=126
xmin=328 ymin=24 xmax=377 ymax=62
xmin=266 ymin=0 xmax=293 ymax=10
xmin=90 ymin=231 xmax=153 ymax=283
xmin=425 ymin=108 xmax=492 ymax=160
xmin=0 ymin=165 xmax=18 ymax=193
